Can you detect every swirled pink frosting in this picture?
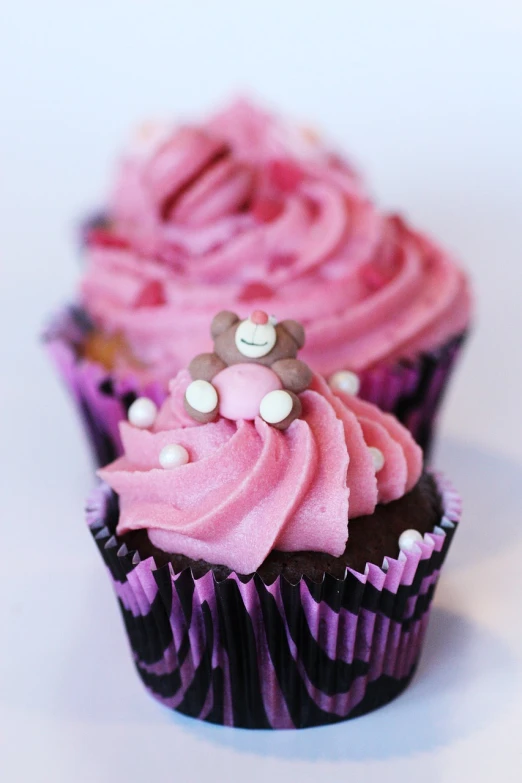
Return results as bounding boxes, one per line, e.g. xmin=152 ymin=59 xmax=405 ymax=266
xmin=98 ymin=371 xmax=422 ymax=574
xmin=81 ymin=100 xmax=471 ymax=383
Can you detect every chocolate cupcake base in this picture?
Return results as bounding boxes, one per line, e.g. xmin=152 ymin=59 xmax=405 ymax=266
xmin=87 ymin=473 xmax=460 ymax=729
xmin=45 ymin=305 xmax=467 ymax=466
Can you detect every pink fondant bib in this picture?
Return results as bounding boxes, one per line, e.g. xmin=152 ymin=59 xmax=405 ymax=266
xmin=212 ymin=363 xmax=282 ymax=420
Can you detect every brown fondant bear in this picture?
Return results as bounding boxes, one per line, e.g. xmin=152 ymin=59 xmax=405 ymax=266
xmin=184 ymin=310 xmax=313 ymax=429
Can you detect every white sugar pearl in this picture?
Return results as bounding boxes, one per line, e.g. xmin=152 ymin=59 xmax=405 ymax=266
xmin=398 ymin=529 xmax=424 ymax=552
xmin=368 ymin=446 xmax=385 ymax=473
xmin=128 ymin=397 xmax=158 ymax=429
xmin=329 ymin=370 xmax=360 ymax=396
xmin=185 ymin=380 xmax=218 ymax=413
xmin=159 ymin=443 xmax=189 ymax=469
xmin=260 ymin=390 xmax=294 ymax=424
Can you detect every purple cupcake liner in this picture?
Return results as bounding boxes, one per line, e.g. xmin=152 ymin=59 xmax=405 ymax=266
xmin=357 ymin=334 xmax=466 ymax=458
xmin=87 ymin=473 xmax=461 ymax=729
xmin=44 ymin=306 xmax=466 ymax=467
xmin=44 ymin=306 xmax=165 ymax=465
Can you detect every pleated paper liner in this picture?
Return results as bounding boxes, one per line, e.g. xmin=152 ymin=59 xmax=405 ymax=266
xmin=45 ymin=305 xmax=467 ymax=466
xmin=44 ymin=306 xmax=165 ymax=464
xmin=87 ymin=473 xmax=461 ymax=729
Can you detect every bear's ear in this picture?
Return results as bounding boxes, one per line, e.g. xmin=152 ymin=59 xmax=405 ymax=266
xmin=211 ymin=310 xmax=240 ymax=338
xmin=280 ymin=319 xmax=306 ymax=349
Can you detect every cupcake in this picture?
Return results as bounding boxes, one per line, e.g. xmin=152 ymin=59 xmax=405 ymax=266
xmin=89 ymin=312 xmax=461 ymax=729
xmin=46 ymin=99 xmax=471 ymax=464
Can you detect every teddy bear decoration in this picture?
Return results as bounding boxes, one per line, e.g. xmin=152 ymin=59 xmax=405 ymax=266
xmin=184 ymin=310 xmax=313 ymax=430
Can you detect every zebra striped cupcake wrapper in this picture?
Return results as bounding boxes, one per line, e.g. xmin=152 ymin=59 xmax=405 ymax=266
xmin=87 ymin=473 xmax=461 ymax=729
xmin=44 ymin=306 xmax=166 ymax=465
xmin=44 ymin=305 xmax=467 ymax=466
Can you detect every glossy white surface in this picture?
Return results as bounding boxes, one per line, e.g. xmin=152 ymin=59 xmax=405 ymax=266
xmin=329 ymin=371 xmax=361 ymax=397
xmin=159 ymin=443 xmax=190 ymax=470
xmin=128 ymin=398 xmax=158 ymax=429
xmin=1 ymin=1 xmax=522 ymax=780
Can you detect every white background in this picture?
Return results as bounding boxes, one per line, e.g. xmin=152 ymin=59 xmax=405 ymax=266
xmin=1 ymin=1 xmax=522 ymax=781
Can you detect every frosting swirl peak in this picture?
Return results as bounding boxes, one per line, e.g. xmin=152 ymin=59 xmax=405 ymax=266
xmin=81 ymin=99 xmax=472 ymax=383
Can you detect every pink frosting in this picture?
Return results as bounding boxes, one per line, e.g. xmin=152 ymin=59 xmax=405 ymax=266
xmin=81 ymin=100 xmax=471 ymax=383
xmin=98 ymin=370 xmax=422 ymax=574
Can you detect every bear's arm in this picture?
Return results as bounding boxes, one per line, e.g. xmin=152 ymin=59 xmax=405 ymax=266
xmin=271 ymin=359 xmax=313 ymax=394
xmin=188 ymin=353 xmax=227 ymax=382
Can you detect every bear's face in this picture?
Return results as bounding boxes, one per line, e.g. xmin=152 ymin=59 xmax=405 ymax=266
xmin=211 ymin=310 xmax=305 ymax=367
xmin=234 ymin=314 xmax=277 ymax=358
